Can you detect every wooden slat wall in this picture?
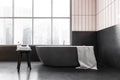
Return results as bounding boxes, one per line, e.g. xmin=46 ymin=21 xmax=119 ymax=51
xmin=96 ymin=0 xmax=120 ymax=31
xmin=72 ymin=0 xmax=96 ymax=31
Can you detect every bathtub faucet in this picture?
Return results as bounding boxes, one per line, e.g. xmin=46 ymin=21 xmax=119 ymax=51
xmin=63 ymin=40 xmax=65 ymax=45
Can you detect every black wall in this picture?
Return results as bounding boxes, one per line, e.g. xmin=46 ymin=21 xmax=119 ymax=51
xmin=72 ymin=31 xmax=97 ymax=46
xmin=97 ymin=25 xmax=120 ymax=69
xmin=0 ymin=45 xmax=39 ymax=61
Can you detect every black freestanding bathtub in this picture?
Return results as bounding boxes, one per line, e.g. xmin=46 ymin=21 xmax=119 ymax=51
xmin=36 ymin=46 xmax=80 ymax=67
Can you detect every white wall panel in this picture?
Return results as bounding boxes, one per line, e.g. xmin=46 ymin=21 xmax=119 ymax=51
xmin=72 ymin=0 xmax=96 ymax=31
xmin=96 ymin=0 xmax=120 ymax=31
xmin=74 ymin=0 xmax=79 ymax=15
xmin=72 ymin=0 xmax=75 ymax=15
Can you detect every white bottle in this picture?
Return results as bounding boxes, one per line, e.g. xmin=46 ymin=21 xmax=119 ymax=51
xmin=17 ymin=42 xmax=21 ymax=50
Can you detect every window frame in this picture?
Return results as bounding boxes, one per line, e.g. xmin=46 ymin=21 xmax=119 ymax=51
xmin=0 ymin=0 xmax=72 ymax=45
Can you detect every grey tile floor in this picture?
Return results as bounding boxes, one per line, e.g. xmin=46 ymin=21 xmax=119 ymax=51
xmin=0 ymin=62 xmax=120 ymax=80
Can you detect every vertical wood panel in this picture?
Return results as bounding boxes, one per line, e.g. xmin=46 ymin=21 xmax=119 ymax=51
xmin=72 ymin=0 xmax=96 ymax=31
xmin=93 ymin=16 xmax=96 ymax=31
xmin=79 ymin=0 xmax=82 ymax=15
xmin=117 ymin=0 xmax=120 ymax=24
xmin=106 ymin=6 xmax=109 ymax=28
xmin=81 ymin=0 xmax=86 ymax=15
xmin=86 ymin=16 xmax=88 ymax=31
xmin=74 ymin=0 xmax=79 ymax=15
xmin=72 ymin=0 xmax=75 ymax=15
xmin=97 ymin=0 xmax=120 ymax=30
xmin=86 ymin=0 xmax=89 ymax=15
xmin=74 ymin=16 xmax=79 ymax=31
xmin=88 ymin=16 xmax=91 ymax=31
xmin=72 ymin=16 xmax=75 ymax=31
xmin=79 ymin=16 xmax=82 ymax=31
xmin=92 ymin=0 xmax=96 ymax=15
xmin=108 ymin=5 xmax=111 ymax=27
xmin=111 ymin=2 xmax=114 ymax=26
xmin=82 ymin=16 xmax=86 ymax=31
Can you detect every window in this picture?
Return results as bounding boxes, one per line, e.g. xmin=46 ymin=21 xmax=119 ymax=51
xmin=0 ymin=19 xmax=12 ymax=44
xmin=34 ymin=19 xmax=51 ymax=45
xmin=53 ymin=19 xmax=70 ymax=45
xmin=34 ymin=0 xmax=51 ymax=17
xmin=0 ymin=0 xmax=70 ymax=45
xmin=14 ymin=19 xmax=32 ymax=44
xmin=0 ymin=0 xmax=12 ymax=17
xmin=14 ymin=0 xmax=32 ymax=17
xmin=53 ymin=0 xmax=70 ymax=17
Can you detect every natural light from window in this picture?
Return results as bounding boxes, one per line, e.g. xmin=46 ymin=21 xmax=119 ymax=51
xmin=0 ymin=0 xmax=70 ymax=45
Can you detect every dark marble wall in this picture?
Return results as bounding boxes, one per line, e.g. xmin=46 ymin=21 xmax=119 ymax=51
xmin=97 ymin=25 xmax=120 ymax=69
xmin=72 ymin=31 xmax=97 ymax=46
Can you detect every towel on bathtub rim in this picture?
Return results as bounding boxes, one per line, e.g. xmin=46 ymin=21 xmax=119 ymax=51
xmin=76 ymin=46 xmax=97 ymax=70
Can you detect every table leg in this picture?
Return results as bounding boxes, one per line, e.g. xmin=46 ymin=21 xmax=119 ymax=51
xmin=17 ymin=52 xmax=22 ymax=72
xmin=26 ymin=53 xmax=31 ymax=70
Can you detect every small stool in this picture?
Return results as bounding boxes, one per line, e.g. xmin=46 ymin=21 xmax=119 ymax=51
xmin=17 ymin=50 xmax=31 ymax=72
